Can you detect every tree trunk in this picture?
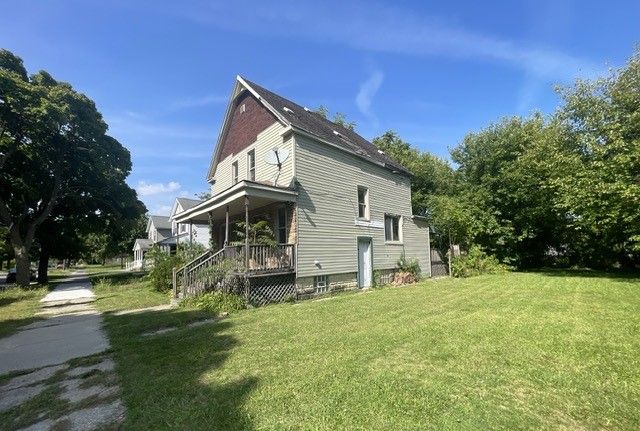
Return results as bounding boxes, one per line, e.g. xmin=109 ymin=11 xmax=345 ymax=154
xmin=38 ymin=250 xmax=50 ymax=284
xmin=14 ymin=246 xmax=31 ymax=287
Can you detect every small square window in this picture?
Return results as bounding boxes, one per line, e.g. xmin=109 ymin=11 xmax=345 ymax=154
xmin=357 ymin=186 xmax=369 ymax=219
xmin=232 ymin=161 xmax=239 ymax=184
xmin=384 ymin=214 xmax=401 ymax=242
xmin=314 ymin=275 xmax=328 ymax=293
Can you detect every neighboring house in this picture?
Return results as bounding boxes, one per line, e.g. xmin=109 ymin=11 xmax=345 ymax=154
xmin=129 ymin=199 xmax=212 ymax=270
xmin=173 ymin=76 xmax=430 ymax=301
xmin=169 ymin=198 xmax=211 ymax=248
xmin=129 ymin=215 xmax=173 ymax=270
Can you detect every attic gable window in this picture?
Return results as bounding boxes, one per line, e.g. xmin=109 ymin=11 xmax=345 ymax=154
xmin=232 ymin=161 xmax=239 ymax=185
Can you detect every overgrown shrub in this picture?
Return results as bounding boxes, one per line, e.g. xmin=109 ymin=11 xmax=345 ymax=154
xmin=451 ymin=245 xmax=507 ymax=277
xmin=146 ymin=247 xmax=181 ymax=292
xmin=397 ymin=253 xmax=421 ymax=277
xmin=147 ymin=244 xmax=208 ymax=292
xmin=180 ymin=291 xmax=247 ymax=314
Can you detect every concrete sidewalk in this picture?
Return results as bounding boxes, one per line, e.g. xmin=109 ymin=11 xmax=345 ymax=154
xmin=0 ymin=271 xmax=110 ymax=375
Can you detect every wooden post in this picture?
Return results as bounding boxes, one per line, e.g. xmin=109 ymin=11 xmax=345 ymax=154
xmin=448 ymin=229 xmax=453 ymax=277
xmin=225 ymin=205 xmax=230 ymax=246
xmin=245 ymin=196 xmax=250 ymax=272
xmin=172 ymin=268 xmax=177 ymax=299
xmin=189 ymin=220 xmax=193 ymax=246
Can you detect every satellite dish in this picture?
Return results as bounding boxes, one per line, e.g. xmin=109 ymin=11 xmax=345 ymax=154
xmin=264 ymin=147 xmax=290 ymax=169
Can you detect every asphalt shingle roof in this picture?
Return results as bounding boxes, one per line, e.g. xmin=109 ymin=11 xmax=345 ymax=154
xmin=242 ymin=78 xmax=410 ymax=175
xmin=149 ymin=215 xmax=172 ymax=230
xmin=176 ymin=197 xmax=202 ymax=211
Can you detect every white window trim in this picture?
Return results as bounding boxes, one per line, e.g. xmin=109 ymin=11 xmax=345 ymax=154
xmin=247 ymin=150 xmax=256 ymax=181
xmin=232 ymin=161 xmax=239 ymax=185
xmin=384 ymin=214 xmax=403 ymax=244
xmin=357 ymin=186 xmax=370 ymax=220
xmin=314 ymin=275 xmax=328 ymax=293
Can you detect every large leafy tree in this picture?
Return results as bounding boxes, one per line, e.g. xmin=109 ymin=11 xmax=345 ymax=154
xmin=372 ymin=130 xmax=456 ymax=215
xmin=550 ymin=50 xmax=640 ymax=267
xmin=0 ymin=49 xmax=144 ymax=286
xmin=450 ymin=115 xmax=569 ymax=266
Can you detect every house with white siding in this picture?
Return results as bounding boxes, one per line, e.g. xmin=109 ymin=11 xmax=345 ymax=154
xmin=129 ymin=198 xmax=211 ymax=270
xmin=173 ymin=76 xmax=430 ymax=302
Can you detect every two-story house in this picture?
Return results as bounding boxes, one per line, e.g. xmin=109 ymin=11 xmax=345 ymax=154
xmin=130 ymin=198 xmax=212 ymax=270
xmin=173 ymin=76 xmax=430 ymax=301
xmin=169 ymin=197 xmax=211 ymax=248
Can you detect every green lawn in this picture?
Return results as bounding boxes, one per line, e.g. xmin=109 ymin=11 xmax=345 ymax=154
xmin=90 ymin=270 xmax=169 ymax=313
xmin=103 ymin=271 xmax=640 ymax=430
xmin=0 ymin=287 xmax=48 ymax=338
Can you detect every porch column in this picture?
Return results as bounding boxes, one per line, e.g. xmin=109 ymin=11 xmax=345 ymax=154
xmin=189 ymin=220 xmax=193 ymax=246
xmin=176 ymin=223 xmax=180 ymax=246
xmin=225 ymin=205 xmax=229 ymax=246
xmin=245 ymin=196 xmax=249 ymax=272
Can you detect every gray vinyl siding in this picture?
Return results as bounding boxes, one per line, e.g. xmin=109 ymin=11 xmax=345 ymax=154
xmin=212 ymin=122 xmax=293 ymax=195
xmin=295 ymin=134 xmax=430 ymax=278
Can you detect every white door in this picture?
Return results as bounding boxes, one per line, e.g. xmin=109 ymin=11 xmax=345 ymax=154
xmin=357 ymin=237 xmax=372 ymax=288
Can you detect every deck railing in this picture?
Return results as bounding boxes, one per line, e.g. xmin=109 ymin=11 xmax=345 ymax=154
xmin=173 ymin=244 xmax=295 ymax=299
xmin=225 ymin=244 xmax=295 ymax=274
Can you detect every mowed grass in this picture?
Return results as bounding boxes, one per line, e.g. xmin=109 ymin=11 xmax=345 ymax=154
xmin=0 ymin=287 xmax=48 ymax=338
xmin=104 ymin=271 xmax=640 ymax=430
xmin=90 ymin=270 xmax=168 ymax=313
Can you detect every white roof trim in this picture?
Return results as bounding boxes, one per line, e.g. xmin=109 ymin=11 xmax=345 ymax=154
xmin=207 ymin=77 xmax=292 ymax=181
xmin=174 ymin=180 xmax=297 ymax=223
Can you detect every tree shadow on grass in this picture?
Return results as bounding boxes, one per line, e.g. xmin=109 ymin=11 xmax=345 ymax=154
xmin=527 ymin=268 xmax=640 ymax=282
xmin=104 ymin=308 xmax=258 ymax=430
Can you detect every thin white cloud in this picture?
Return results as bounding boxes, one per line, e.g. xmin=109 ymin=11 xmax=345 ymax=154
xmin=356 ymin=70 xmax=384 ymax=123
xmin=136 ymin=180 xmax=181 ymax=196
xmin=168 ymin=1 xmax=601 ymax=82
xmin=151 ymin=204 xmax=173 ymax=216
xmin=170 ymin=94 xmax=227 ymax=110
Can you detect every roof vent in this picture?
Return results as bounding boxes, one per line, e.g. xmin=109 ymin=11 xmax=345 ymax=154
xmin=303 ymin=106 xmax=311 ymax=112
xmin=377 ymin=149 xmax=384 ymax=154
xmin=333 ymin=130 xmax=342 ymax=137
xmin=283 ymin=106 xmax=294 ymax=114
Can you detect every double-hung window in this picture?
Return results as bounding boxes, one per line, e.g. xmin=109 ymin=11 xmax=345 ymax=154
xmin=357 ymin=186 xmax=369 ymax=219
xmin=247 ymin=150 xmax=256 ymax=181
xmin=384 ymin=214 xmax=401 ymax=242
xmin=232 ymin=161 xmax=239 ymax=185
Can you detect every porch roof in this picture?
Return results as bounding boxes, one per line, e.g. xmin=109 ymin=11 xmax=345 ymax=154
xmin=173 ymin=180 xmax=297 ymax=224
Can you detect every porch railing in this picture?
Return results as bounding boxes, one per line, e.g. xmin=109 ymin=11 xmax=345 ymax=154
xmin=225 ymin=244 xmax=295 ymax=274
xmin=173 ymin=244 xmax=296 ymax=299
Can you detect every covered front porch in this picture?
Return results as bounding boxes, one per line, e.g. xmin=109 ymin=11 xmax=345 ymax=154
xmin=172 ymin=181 xmax=298 ymax=298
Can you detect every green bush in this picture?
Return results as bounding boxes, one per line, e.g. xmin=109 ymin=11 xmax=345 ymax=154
xmin=397 ymin=252 xmax=421 ymax=278
xmin=181 ymin=291 xmax=247 ymax=314
xmin=146 ymin=247 xmax=181 ymax=292
xmin=147 ymin=244 xmax=208 ymax=293
xmin=451 ymin=245 xmax=507 ymax=278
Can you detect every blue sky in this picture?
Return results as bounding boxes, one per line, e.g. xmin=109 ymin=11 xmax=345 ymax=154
xmin=2 ymin=1 xmax=638 ymax=215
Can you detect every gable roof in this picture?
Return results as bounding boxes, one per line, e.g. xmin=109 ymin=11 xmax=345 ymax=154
xmin=176 ymin=197 xmax=202 ymax=212
xmin=170 ymin=197 xmax=204 ymax=220
xmin=133 ymin=238 xmax=153 ymax=251
xmin=148 ymin=215 xmax=171 ymax=231
xmin=207 ymin=76 xmax=410 ymax=180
